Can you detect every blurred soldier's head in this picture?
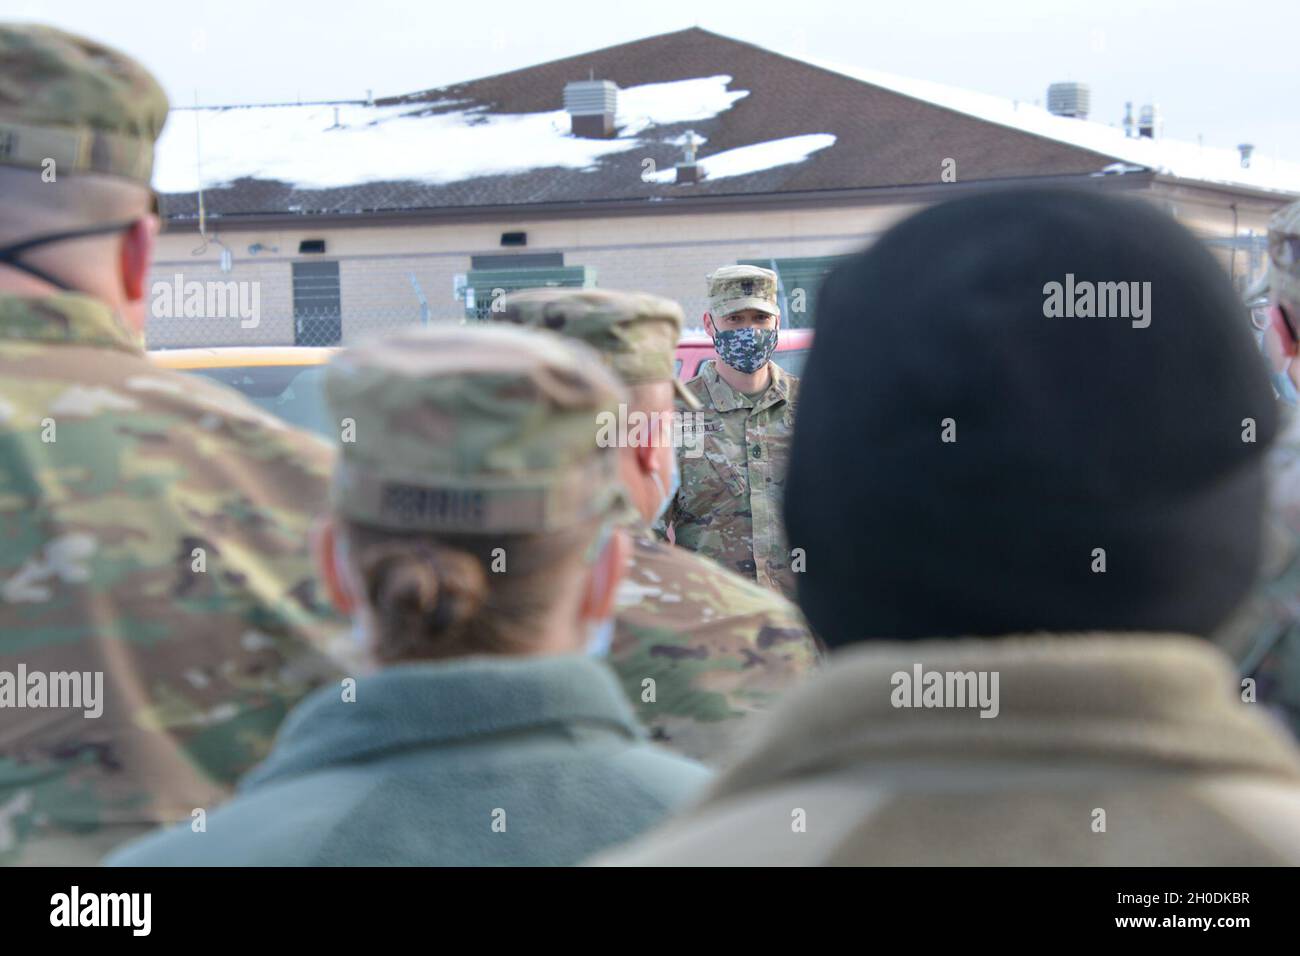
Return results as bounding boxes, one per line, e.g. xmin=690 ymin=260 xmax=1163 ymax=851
xmin=316 ymin=324 xmax=632 ymax=663
xmin=703 ymin=265 xmax=781 ymax=375
xmin=787 ymin=188 xmax=1278 ymax=648
xmin=494 ymin=288 xmax=701 ymax=525
xmin=0 ymin=24 xmax=167 ymax=335
xmin=1259 ymin=201 xmax=1300 ymax=392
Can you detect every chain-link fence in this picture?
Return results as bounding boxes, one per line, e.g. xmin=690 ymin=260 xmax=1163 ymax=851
xmin=144 ymin=228 xmax=1271 ymax=351
xmin=143 ymin=244 xmax=839 ymax=350
xmin=146 ymin=258 xmax=465 ymax=349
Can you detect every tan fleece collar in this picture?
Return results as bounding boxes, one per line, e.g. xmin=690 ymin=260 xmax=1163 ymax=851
xmin=708 ymin=633 xmax=1300 ymax=800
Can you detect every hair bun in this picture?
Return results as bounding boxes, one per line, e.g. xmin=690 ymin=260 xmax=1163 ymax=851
xmin=361 ymin=543 xmax=488 ymax=657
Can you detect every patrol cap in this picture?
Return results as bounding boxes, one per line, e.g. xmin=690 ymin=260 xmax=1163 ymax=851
xmin=324 ymin=324 xmax=630 ymax=534
xmin=494 ymin=288 xmax=702 ymax=410
xmin=0 ymin=24 xmax=168 ymax=183
xmin=707 ymin=264 xmax=780 ymax=319
xmin=1269 ymin=200 xmax=1300 ymax=311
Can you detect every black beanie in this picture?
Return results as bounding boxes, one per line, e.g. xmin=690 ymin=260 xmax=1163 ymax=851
xmin=786 ymin=187 xmax=1279 ymax=648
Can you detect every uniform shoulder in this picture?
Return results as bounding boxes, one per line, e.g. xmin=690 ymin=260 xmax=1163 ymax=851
xmin=106 ymin=769 xmax=360 ymax=866
xmin=606 ymin=739 xmax=713 ymax=802
xmin=1 ymin=345 xmax=327 ymax=459
xmin=130 ymin=358 xmax=335 ymax=463
xmin=630 ymin=536 xmax=810 ymax=631
xmin=589 ymin=778 xmax=820 ymax=866
xmin=682 ymin=370 xmax=711 ymax=402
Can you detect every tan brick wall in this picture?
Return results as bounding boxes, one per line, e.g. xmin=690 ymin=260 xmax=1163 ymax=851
xmin=146 ymin=258 xmax=294 ymax=347
xmin=147 ymin=185 xmax=1274 ymax=348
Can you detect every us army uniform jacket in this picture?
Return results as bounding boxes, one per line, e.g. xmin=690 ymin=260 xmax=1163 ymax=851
xmin=664 ymin=361 xmax=800 ymax=601
xmin=0 ymin=292 xmax=345 ymax=865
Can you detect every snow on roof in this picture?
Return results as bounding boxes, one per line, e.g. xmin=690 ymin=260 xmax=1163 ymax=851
xmin=644 ymin=133 xmax=836 ymax=183
xmin=153 ymin=75 xmax=751 ymax=193
xmin=616 ymin=76 xmax=749 ymax=136
xmin=800 ymin=55 xmax=1300 ymax=196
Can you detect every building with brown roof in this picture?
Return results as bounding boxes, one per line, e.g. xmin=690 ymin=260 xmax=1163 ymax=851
xmin=148 ymin=27 xmax=1299 ymax=348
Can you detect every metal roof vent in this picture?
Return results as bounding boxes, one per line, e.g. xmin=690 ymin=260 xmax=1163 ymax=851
xmin=564 ymin=79 xmax=618 ymax=139
xmin=1138 ymin=103 xmax=1161 ymax=139
xmin=1046 ymin=82 xmax=1090 ymax=120
xmin=675 ymin=129 xmax=703 ymax=185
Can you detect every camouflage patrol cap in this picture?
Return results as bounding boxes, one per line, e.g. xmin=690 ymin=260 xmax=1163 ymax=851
xmin=0 ymin=24 xmax=168 ymax=183
xmin=1270 ymin=200 xmax=1300 ymax=312
xmin=324 ymin=324 xmax=631 ymax=534
xmin=707 ymin=264 xmax=780 ymax=319
xmin=494 ymin=288 xmax=702 ymax=411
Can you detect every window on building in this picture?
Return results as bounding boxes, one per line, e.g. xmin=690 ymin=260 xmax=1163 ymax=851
xmin=470 ymin=253 xmax=564 ymax=270
xmin=738 ymin=256 xmax=850 ymax=329
xmin=292 ymin=260 xmax=342 ymax=346
xmin=463 ymin=264 xmax=595 ymax=320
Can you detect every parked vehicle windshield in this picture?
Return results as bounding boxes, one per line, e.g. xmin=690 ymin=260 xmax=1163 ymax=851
xmin=187 ymin=365 xmax=334 ymax=437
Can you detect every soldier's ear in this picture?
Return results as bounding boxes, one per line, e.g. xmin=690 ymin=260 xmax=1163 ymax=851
xmin=703 ymin=312 xmax=716 ymax=338
xmin=312 ymin=517 xmax=357 ymax=615
xmin=118 ymin=215 xmax=158 ymax=303
xmin=634 ymin=440 xmax=658 ymax=476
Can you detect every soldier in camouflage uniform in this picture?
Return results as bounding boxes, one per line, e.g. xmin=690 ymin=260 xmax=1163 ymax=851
xmin=1220 ymin=200 xmax=1300 ymax=739
xmin=109 ymin=324 xmax=709 ymax=866
xmin=0 ymin=24 xmax=344 ymax=865
xmin=660 ymin=265 xmax=801 ymax=601
xmin=495 ymin=288 xmax=821 ymax=764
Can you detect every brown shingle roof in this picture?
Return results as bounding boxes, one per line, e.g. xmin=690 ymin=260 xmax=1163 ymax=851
xmin=161 ymin=27 xmax=1124 ymax=221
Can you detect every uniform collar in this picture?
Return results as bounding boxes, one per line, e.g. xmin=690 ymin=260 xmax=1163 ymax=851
xmin=0 ymin=291 xmax=143 ymax=353
xmin=700 ymin=359 xmax=790 ymax=413
xmin=708 ymin=633 xmax=1300 ymax=801
xmin=242 ymin=654 xmax=645 ymax=789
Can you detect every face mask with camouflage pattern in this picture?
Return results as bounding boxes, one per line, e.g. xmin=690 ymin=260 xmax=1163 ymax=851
xmin=713 ymin=326 xmax=778 ymax=374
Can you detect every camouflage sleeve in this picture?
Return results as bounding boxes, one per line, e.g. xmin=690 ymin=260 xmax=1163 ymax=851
xmin=609 ymin=531 xmax=822 ymax=766
xmin=0 ymin=339 xmax=346 ymax=865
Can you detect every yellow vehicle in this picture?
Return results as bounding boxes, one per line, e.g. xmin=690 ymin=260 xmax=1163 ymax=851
xmin=151 ymin=334 xmax=816 ymax=435
xmin=148 ymin=346 xmax=338 ymax=436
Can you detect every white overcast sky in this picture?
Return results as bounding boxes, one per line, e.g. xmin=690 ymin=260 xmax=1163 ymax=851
xmin=11 ymin=0 xmax=1299 ymax=160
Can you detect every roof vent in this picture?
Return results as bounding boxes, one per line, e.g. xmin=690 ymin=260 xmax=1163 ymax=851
xmin=1138 ymin=103 xmax=1161 ymax=139
xmin=1046 ymin=82 xmax=1090 ymax=120
xmin=675 ymin=129 xmax=703 ymax=185
xmin=564 ymin=79 xmax=618 ymax=139
xmin=1238 ymin=143 xmax=1254 ymax=168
